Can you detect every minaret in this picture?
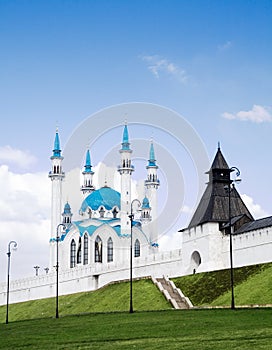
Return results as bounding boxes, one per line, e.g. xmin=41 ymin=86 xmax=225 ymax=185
xmin=140 ymin=196 xmax=152 ymax=224
xmin=118 ymin=123 xmax=134 ymax=236
xmin=48 ymin=129 xmax=65 ymax=269
xmin=81 ymin=149 xmax=95 ymax=196
xmin=145 ymin=141 xmax=160 ymax=246
xmin=62 ymin=202 xmax=73 ymax=225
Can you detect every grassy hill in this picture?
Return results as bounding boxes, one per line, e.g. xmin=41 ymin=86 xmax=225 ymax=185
xmin=172 ymin=262 xmax=272 ymax=307
xmin=0 ymin=279 xmax=171 ymax=323
xmin=1 ymin=262 xmax=272 ymax=324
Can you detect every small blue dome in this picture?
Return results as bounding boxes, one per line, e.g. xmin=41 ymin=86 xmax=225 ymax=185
xmin=63 ymin=202 xmax=71 ymax=214
xmin=142 ymin=196 xmax=150 ymax=209
xmin=80 ymin=187 xmax=120 ymax=212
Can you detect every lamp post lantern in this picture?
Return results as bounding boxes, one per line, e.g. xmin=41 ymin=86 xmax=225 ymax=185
xmin=128 ymin=199 xmax=141 ymax=314
xmin=6 ymin=240 xmax=17 ymax=324
xmin=228 ymin=166 xmax=241 ymax=310
xmin=56 ymin=223 xmax=66 ymax=319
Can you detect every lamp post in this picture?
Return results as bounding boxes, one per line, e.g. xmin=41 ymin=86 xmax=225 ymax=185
xmin=128 ymin=199 xmax=141 ymax=314
xmin=56 ymin=223 xmax=66 ymax=319
xmin=34 ymin=266 xmax=40 ymax=276
xmin=6 ymin=240 xmax=17 ymax=324
xmin=228 ymin=166 xmax=241 ymax=310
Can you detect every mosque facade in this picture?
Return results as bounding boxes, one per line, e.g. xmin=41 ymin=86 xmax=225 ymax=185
xmin=48 ymin=124 xmax=160 ymax=274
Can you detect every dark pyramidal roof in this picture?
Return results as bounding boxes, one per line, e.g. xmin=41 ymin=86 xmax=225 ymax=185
xmin=188 ymin=147 xmax=254 ymax=229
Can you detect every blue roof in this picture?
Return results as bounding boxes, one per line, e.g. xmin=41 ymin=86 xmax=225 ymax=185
xmin=121 ymin=124 xmax=131 ymax=150
xmin=148 ymin=142 xmax=157 ymax=166
xmin=52 ymin=131 xmax=62 ymax=158
xmin=142 ymin=196 xmax=150 ymax=209
xmin=83 ymin=149 xmax=94 ymax=173
xmin=63 ymin=202 xmax=71 ymax=214
xmin=80 ymin=187 xmax=120 ymax=212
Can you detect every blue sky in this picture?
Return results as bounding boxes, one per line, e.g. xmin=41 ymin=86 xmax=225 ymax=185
xmin=0 ymin=0 xmax=272 ymax=279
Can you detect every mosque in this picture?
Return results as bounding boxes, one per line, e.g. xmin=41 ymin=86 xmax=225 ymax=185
xmin=48 ymin=124 xmax=160 ymax=274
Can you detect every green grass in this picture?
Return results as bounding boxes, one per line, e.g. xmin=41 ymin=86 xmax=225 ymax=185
xmin=0 ymin=279 xmax=171 ymax=323
xmin=172 ymin=263 xmax=272 ymax=306
xmin=0 ymin=309 xmax=272 ymax=349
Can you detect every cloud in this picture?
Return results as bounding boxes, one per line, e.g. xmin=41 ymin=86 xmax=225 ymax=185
xmin=241 ymin=194 xmax=268 ymax=219
xmin=141 ymin=55 xmax=188 ymax=83
xmin=218 ymin=40 xmax=232 ymax=51
xmin=222 ymin=105 xmax=272 ymax=123
xmin=0 ymin=165 xmax=50 ymax=281
xmin=0 ymin=145 xmax=37 ymax=169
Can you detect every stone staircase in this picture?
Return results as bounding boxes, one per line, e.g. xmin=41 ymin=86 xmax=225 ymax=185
xmin=152 ymin=276 xmax=193 ymax=310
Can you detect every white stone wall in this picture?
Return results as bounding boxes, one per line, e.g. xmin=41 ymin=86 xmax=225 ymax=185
xmin=181 ymin=222 xmax=272 ymax=274
xmin=0 ymin=249 xmax=183 ymax=306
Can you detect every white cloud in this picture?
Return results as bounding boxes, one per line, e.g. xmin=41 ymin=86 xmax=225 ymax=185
xmin=218 ymin=40 xmax=232 ymax=51
xmin=241 ymin=194 xmax=268 ymax=219
xmin=222 ymin=105 xmax=272 ymax=123
xmin=0 ymin=165 xmax=50 ymax=281
xmin=0 ymin=146 xmax=37 ymax=169
xmin=141 ymin=55 xmax=188 ymax=83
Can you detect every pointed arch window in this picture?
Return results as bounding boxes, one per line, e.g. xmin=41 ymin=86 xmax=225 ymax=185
xmin=83 ymin=233 xmax=88 ymax=265
xmin=107 ymin=237 xmax=113 ymax=262
xmin=134 ymin=239 xmax=140 ymax=258
xmin=70 ymin=239 xmax=76 ymax=268
xmin=77 ymin=237 xmax=82 ymax=264
xmin=95 ymin=236 xmax=102 ymax=263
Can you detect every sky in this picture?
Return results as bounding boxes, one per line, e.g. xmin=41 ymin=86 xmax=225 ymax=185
xmin=0 ymin=0 xmax=272 ymax=281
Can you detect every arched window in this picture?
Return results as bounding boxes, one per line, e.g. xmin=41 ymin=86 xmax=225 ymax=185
xmin=70 ymin=239 xmax=76 ymax=268
xmin=107 ymin=237 xmax=113 ymax=262
xmin=95 ymin=236 xmax=102 ymax=263
xmin=134 ymin=239 xmax=140 ymax=257
xmin=99 ymin=206 xmax=105 ymax=218
xmin=77 ymin=237 xmax=82 ymax=264
xmin=83 ymin=233 xmax=88 ymax=265
xmin=112 ymin=207 xmax=118 ymax=218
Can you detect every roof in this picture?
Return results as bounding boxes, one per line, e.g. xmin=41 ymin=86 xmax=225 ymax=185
xmin=80 ymin=186 xmax=120 ymax=212
xmin=52 ymin=130 xmax=62 ymax=158
xmin=121 ymin=124 xmax=131 ymax=150
xmin=142 ymin=196 xmax=150 ymax=209
xmin=235 ymin=216 xmax=272 ymax=234
xmin=83 ymin=149 xmax=94 ymax=173
xmin=210 ymin=147 xmax=229 ymax=170
xmin=188 ymin=147 xmax=254 ymax=228
xmin=148 ymin=142 xmax=157 ymax=167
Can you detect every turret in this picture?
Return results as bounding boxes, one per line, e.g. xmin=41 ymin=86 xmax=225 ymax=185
xmin=81 ymin=149 xmax=95 ymax=195
xmin=145 ymin=141 xmax=160 ymax=247
xmin=62 ymin=201 xmax=73 ymax=225
xmin=140 ymin=196 xmax=152 ymax=224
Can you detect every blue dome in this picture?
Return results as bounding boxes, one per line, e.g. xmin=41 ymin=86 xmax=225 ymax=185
xmin=80 ymin=187 xmax=120 ymax=212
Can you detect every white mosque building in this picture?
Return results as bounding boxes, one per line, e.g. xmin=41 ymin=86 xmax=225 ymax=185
xmin=48 ymin=124 xmax=160 ymax=273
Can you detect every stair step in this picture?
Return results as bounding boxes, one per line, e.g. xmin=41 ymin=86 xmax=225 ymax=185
xmin=154 ymin=277 xmax=192 ymax=310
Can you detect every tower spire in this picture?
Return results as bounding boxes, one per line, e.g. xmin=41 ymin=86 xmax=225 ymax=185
xmin=145 ymin=140 xmax=160 ymax=249
xmin=52 ymin=128 xmax=62 ymax=158
xmin=81 ymin=149 xmax=95 ymax=195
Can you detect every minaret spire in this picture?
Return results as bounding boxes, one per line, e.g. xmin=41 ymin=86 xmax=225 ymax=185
xmin=81 ymin=149 xmax=95 ymax=195
xmin=145 ymin=140 xmax=160 ymax=249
